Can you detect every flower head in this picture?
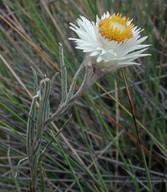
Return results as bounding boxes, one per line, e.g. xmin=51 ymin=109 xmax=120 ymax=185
xmin=70 ymin=12 xmax=150 ymax=72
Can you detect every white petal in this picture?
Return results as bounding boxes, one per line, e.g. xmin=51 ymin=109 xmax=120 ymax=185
xmin=69 ymin=13 xmax=150 ymax=72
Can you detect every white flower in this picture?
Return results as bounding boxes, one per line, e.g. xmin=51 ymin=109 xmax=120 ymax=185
xmin=70 ymin=12 xmax=150 ymax=72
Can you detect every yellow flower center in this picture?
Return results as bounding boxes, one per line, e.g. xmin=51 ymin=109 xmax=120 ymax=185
xmin=98 ymin=14 xmax=133 ymax=43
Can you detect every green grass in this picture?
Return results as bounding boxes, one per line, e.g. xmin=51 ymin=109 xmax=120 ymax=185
xmin=0 ymin=0 xmax=167 ymax=191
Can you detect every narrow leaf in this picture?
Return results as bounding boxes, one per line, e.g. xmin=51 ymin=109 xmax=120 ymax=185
xmin=59 ymin=43 xmax=67 ymax=103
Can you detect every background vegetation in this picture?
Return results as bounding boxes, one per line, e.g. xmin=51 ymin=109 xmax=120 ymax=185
xmin=0 ymin=0 xmax=167 ymax=191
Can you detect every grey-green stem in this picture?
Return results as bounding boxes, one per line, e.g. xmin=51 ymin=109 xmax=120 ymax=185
xmin=44 ymin=63 xmax=104 ymax=126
